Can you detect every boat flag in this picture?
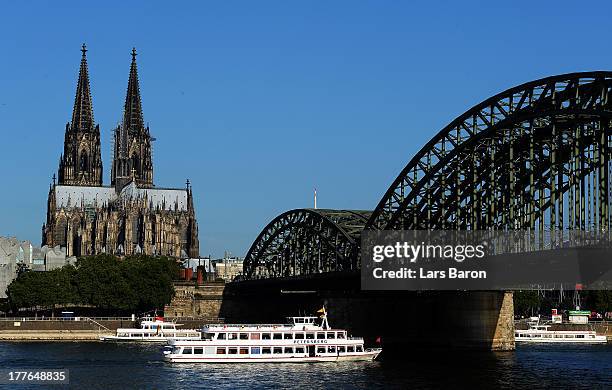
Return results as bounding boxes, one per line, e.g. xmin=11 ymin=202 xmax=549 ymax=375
xmin=375 ymin=336 xmax=382 ymax=344
xmin=317 ymin=307 xmax=326 ymax=318
xmin=155 ymin=316 xmax=164 ymax=322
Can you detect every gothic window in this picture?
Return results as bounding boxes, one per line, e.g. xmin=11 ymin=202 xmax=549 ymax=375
xmin=80 ymin=152 xmax=89 ymax=172
xmin=131 ymin=154 xmax=140 ymax=174
xmin=132 ymin=216 xmax=143 ymax=245
xmin=54 ymin=219 xmax=68 ymax=245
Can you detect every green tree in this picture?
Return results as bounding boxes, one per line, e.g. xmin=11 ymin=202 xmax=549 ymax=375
xmin=7 ymin=254 xmax=179 ymax=315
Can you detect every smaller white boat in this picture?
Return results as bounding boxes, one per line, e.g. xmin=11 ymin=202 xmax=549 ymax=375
xmin=515 ymin=318 xmax=607 ymax=344
xmin=100 ymin=316 xmax=200 ymax=342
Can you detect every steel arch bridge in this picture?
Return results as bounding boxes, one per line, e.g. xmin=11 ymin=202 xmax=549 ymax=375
xmin=369 ymin=72 xmax=612 ymax=232
xmin=243 ymin=209 xmax=371 ymax=279
xmin=243 ymin=72 xmax=612 ymax=280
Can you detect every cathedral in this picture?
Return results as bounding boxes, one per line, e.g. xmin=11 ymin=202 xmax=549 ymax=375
xmin=42 ymin=45 xmax=200 ymax=259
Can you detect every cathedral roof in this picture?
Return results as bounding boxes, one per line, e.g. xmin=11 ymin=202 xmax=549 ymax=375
xmin=54 ymin=183 xmax=188 ymax=211
xmin=54 ymin=185 xmax=116 ymax=208
xmin=119 ymin=182 xmax=188 ymax=211
xmin=71 ymin=44 xmax=95 ymax=131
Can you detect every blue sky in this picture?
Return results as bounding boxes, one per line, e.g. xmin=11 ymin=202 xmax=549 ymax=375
xmin=1 ymin=1 xmax=611 ymax=257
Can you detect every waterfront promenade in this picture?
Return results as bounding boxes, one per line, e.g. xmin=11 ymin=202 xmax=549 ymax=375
xmin=0 ymin=316 xmax=221 ymax=341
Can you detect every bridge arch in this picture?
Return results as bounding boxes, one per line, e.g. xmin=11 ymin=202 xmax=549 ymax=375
xmin=367 ymin=71 xmax=612 ymax=232
xmin=243 ymin=209 xmax=371 ymax=279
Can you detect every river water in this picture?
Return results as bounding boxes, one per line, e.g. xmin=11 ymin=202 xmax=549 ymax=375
xmin=0 ymin=342 xmax=611 ymax=389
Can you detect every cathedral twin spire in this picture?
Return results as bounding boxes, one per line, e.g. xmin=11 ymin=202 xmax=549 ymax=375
xmin=57 ymin=44 xmax=154 ymax=190
xmin=71 ymin=44 xmax=95 ymax=132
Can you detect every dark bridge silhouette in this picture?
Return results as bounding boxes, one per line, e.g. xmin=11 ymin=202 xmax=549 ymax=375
xmin=244 ymin=72 xmax=612 ymax=279
xmin=227 ymin=72 xmax=612 ymax=353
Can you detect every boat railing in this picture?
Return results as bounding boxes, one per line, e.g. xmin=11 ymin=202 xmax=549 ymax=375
xmin=203 ymin=323 xmax=294 ymax=329
xmin=83 ymin=317 xmax=112 ymax=332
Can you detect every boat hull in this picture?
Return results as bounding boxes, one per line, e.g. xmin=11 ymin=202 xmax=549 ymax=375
xmin=515 ymin=337 xmax=607 ymax=344
xmin=100 ymin=336 xmax=200 ymax=342
xmin=165 ymin=350 xmax=381 ymax=363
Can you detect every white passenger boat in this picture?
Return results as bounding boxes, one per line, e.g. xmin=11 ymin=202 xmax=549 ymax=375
xmin=100 ymin=316 xmax=200 ymax=342
xmin=164 ymin=309 xmax=382 ymax=363
xmin=515 ymin=319 xmax=607 ymax=344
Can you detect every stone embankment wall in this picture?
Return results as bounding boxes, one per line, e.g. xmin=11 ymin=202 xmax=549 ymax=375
xmin=164 ymin=281 xmax=225 ymax=319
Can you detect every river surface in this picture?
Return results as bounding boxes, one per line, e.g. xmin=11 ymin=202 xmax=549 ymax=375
xmin=0 ymin=342 xmax=611 ymax=389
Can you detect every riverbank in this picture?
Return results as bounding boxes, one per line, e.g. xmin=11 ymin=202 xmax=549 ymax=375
xmin=0 ymin=330 xmax=110 ymax=341
xmin=0 ymin=317 xmax=221 ymax=341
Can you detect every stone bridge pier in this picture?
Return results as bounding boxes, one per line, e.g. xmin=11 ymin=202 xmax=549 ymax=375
xmin=217 ymin=273 xmax=514 ymax=358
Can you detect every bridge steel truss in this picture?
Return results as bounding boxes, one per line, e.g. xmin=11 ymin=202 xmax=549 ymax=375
xmin=243 ymin=209 xmax=371 ymax=279
xmin=368 ymin=72 xmax=612 ymax=235
xmin=243 ymin=72 xmax=612 ymax=280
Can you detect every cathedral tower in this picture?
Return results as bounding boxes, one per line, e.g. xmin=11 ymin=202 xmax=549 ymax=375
xmin=112 ymin=48 xmax=154 ymax=190
xmin=57 ymin=44 xmax=103 ymax=186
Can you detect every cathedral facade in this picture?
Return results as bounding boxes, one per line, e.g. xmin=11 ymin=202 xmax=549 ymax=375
xmin=43 ymin=45 xmax=200 ymax=258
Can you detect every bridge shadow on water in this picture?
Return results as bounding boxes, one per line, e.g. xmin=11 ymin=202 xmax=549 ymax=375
xmin=220 ymin=272 xmax=513 ymax=361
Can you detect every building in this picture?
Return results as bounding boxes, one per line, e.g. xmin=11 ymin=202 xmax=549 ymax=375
xmin=0 ymin=237 xmax=75 ymax=299
xmin=213 ymin=256 xmax=244 ymax=281
xmin=42 ymin=45 xmax=199 ymax=258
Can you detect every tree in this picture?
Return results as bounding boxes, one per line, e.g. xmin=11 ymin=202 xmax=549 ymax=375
xmin=7 ymin=254 xmax=178 ymax=315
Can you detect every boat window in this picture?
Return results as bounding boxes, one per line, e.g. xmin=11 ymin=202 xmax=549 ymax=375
xmin=328 ymin=346 xmax=336 ymax=353
xmin=262 ymin=347 xmax=272 ymax=354
xmin=356 ymin=346 xmax=363 ymax=352
xmin=284 ymin=347 xmax=293 ymax=354
xmin=273 ymin=347 xmax=282 ymax=354
xmin=183 ymin=347 xmax=193 ymax=355
xmin=202 ymin=332 xmax=214 ymax=340
xmin=283 ymin=333 xmax=293 ymax=340
xmin=564 ymin=335 xmax=574 ymax=338
xmin=216 ymin=348 xmax=226 ymax=354
xmin=316 ymin=347 xmax=326 ymax=354
xmin=217 ymin=333 xmax=226 ymax=340
xmin=240 ymin=348 xmax=249 ymax=355
xmin=251 ymin=333 xmax=260 ymax=340
xmin=338 ymin=346 xmax=346 ymax=353
xmin=205 ymin=347 xmax=216 ymax=355
xmin=337 ymin=332 xmax=345 ymax=339
xmin=295 ymin=333 xmax=304 ymax=339
xmin=262 ymin=333 xmax=271 ymax=340
xmin=240 ymin=333 xmax=249 ymax=340
xmin=228 ymin=348 xmax=238 ymax=354
xmin=590 ymin=335 xmax=595 ymax=338
xmin=306 ymin=333 xmax=315 ymax=339
xmin=347 ymin=346 xmax=355 ymax=353
xmin=194 ymin=348 xmax=203 ymax=355
xmin=576 ymin=335 xmax=584 ymax=338
xmin=251 ymin=347 xmax=261 ymax=354
xmin=543 ymin=334 xmax=551 ymax=338
xmin=554 ymin=335 xmax=563 ymax=338
xmin=273 ymin=333 xmax=282 ymax=340
xmin=327 ymin=332 xmax=336 ymax=339
xmin=317 ymin=333 xmax=325 ymax=339
xmin=172 ymin=347 xmax=182 ymax=354
xmin=296 ymin=318 xmax=304 ymax=323
xmin=228 ymin=333 xmax=238 ymax=340
xmin=296 ymin=347 xmax=305 ymax=354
